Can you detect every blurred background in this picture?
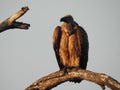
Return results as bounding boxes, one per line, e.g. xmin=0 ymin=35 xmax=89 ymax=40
xmin=0 ymin=0 xmax=120 ymax=90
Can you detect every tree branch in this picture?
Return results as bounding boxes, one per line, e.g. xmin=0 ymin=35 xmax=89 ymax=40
xmin=0 ymin=6 xmax=30 ymax=33
xmin=25 ymin=69 xmax=120 ymax=90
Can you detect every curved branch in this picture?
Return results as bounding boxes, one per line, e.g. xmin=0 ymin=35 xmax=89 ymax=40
xmin=25 ymin=69 xmax=120 ymax=90
xmin=0 ymin=6 xmax=30 ymax=33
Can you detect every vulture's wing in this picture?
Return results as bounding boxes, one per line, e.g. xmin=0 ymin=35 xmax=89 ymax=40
xmin=52 ymin=26 xmax=64 ymax=69
xmin=78 ymin=25 xmax=89 ymax=69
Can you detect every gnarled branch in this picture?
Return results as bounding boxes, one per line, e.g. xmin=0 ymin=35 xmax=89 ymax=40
xmin=0 ymin=6 xmax=30 ymax=33
xmin=25 ymin=69 xmax=120 ymax=90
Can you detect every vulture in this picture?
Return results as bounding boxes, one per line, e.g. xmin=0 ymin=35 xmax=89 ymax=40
xmin=52 ymin=15 xmax=89 ymax=83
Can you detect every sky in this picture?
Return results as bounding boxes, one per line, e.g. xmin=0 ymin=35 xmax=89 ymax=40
xmin=0 ymin=0 xmax=120 ymax=90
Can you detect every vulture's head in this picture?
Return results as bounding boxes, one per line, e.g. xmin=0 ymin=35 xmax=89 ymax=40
xmin=60 ymin=15 xmax=74 ymax=23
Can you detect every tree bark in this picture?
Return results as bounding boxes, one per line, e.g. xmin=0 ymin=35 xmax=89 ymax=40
xmin=25 ymin=69 xmax=120 ymax=90
xmin=0 ymin=6 xmax=30 ymax=33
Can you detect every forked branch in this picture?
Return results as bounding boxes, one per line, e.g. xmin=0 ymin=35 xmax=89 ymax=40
xmin=25 ymin=69 xmax=120 ymax=90
xmin=0 ymin=6 xmax=30 ymax=33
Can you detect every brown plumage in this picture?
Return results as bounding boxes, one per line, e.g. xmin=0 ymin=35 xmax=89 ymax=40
xmin=52 ymin=15 xmax=89 ymax=82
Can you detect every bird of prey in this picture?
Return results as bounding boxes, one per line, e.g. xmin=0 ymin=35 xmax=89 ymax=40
xmin=52 ymin=15 xmax=89 ymax=82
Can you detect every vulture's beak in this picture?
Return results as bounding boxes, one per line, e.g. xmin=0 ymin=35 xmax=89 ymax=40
xmin=60 ymin=17 xmax=65 ymax=22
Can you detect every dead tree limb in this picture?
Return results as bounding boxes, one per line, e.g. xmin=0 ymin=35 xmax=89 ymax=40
xmin=0 ymin=6 xmax=30 ymax=33
xmin=25 ymin=69 xmax=120 ymax=90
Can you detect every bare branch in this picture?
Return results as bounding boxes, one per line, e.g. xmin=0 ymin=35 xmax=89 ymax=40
xmin=25 ymin=69 xmax=120 ymax=90
xmin=0 ymin=6 xmax=30 ymax=33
